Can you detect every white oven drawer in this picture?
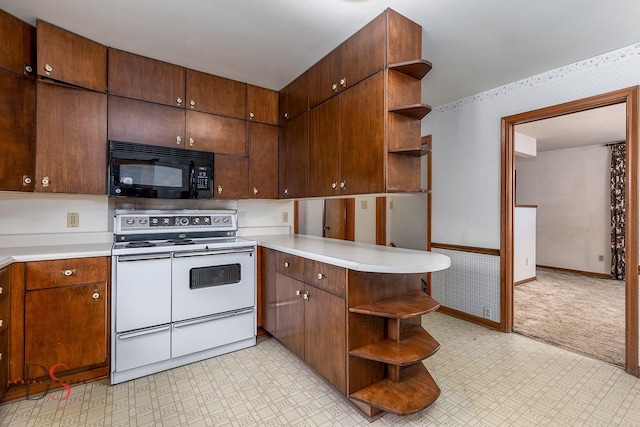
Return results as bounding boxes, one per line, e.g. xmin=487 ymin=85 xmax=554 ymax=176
xmin=115 ymin=325 xmax=171 ymax=372
xmin=171 ymin=308 xmax=255 ymax=358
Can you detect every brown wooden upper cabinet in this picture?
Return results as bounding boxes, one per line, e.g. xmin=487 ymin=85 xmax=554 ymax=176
xmin=185 ymin=110 xmax=246 ymax=155
xmin=214 ymin=155 xmax=249 ymax=199
xmin=186 ymin=69 xmax=246 ymax=119
xmin=108 ymin=96 xmax=186 ymax=148
xmin=0 ymin=9 xmax=36 ymax=77
xmin=108 ymin=48 xmax=186 ymax=108
xmin=0 ymin=68 xmax=35 ymax=192
xmin=279 ymin=111 xmax=308 ymax=198
xmin=278 ymin=70 xmax=308 ymax=125
xmin=247 ymin=84 xmax=278 ymax=125
xmin=248 ymin=122 xmax=278 ymax=199
xmin=36 ymin=81 xmax=107 ymax=194
xmin=308 ymin=12 xmax=385 ymax=108
xmin=36 ymin=20 xmax=107 ymax=93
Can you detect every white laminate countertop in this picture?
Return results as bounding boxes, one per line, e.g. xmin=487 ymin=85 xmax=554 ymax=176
xmin=250 ymin=234 xmax=451 ymax=274
xmin=0 ymin=242 xmax=113 ymax=269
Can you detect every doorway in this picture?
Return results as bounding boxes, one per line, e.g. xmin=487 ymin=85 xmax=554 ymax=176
xmin=501 ymin=87 xmax=639 ymax=375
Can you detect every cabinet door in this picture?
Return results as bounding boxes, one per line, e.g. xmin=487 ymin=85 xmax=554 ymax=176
xmin=279 ymin=111 xmax=308 ymax=198
xmin=304 ymin=284 xmax=346 ymax=395
xmin=340 ymin=12 xmax=385 ymax=90
xmin=0 ymin=9 xmax=36 ymax=77
xmin=340 ymin=72 xmax=384 ymax=195
xmin=259 ymin=247 xmax=277 ymax=334
xmin=186 ymin=110 xmax=246 ymax=155
xmin=25 ymin=283 xmax=108 ymax=375
xmin=36 ymin=20 xmax=106 ymax=93
xmin=108 ymin=48 xmax=185 ymax=108
xmin=186 ymin=69 xmax=246 ymax=119
xmin=247 ymin=85 xmax=278 ymax=125
xmin=0 ymin=68 xmax=35 ymax=191
xmin=214 ymin=155 xmax=248 ymax=199
xmin=308 ymin=47 xmax=341 ymax=108
xmin=308 ymin=95 xmax=340 ymax=197
xmin=36 ymin=82 xmax=107 ymax=194
xmin=248 ymin=122 xmax=278 ymax=199
xmin=108 ymin=96 xmax=185 ymax=148
xmin=275 ymin=273 xmax=305 ymax=359
xmin=278 ymin=70 xmax=308 ymax=124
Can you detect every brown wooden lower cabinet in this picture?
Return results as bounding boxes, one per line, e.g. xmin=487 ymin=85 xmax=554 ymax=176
xmin=262 ymin=249 xmax=441 ymax=419
xmin=5 ymin=257 xmax=110 ymax=402
xmin=0 ymin=266 xmax=10 ymax=401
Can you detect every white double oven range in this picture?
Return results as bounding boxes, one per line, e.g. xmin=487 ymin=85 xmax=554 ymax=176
xmin=110 ymin=209 xmax=257 ymax=384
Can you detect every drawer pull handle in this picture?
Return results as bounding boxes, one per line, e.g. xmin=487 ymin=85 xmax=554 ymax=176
xmin=61 ymin=269 xmax=77 ymax=276
xmin=317 ymin=273 xmax=326 ymax=280
xmin=303 ymin=291 xmax=309 ymax=301
xmin=284 ymin=262 xmax=290 ymax=268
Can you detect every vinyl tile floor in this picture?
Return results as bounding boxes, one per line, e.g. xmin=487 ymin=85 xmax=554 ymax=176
xmin=1 ymin=312 xmax=639 ymax=426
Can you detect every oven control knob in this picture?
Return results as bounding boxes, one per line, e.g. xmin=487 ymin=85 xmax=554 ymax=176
xmin=162 ymin=218 xmax=170 ymax=225
xmin=151 ymin=218 xmax=158 ymax=225
xmin=203 ymin=217 xmax=210 ymax=224
xmin=193 ymin=217 xmax=200 ymax=224
xmin=179 ymin=217 xmax=189 ymax=226
xmin=140 ymin=218 xmax=147 ymax=225
xmin=213 ymin=218 xmax=220 ymax=223
xmin=126 ymin=219 xmax=135 ymax=225
xmin=223 ymin=217 xmax=229 ymax=223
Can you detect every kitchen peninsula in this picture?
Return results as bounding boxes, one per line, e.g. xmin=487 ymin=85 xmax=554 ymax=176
xmin=254 ymin=234 xmax=450 ymax=419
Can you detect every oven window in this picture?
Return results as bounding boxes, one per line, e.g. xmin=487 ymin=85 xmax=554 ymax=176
xmin=119 ymin=163 xmax=184 ymax=188
xmin=190 ymin=264 xmax=241 ymax=289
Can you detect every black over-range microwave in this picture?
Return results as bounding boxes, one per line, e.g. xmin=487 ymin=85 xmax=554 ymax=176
xmin=108 ymin=140 xmax=214 ymax=199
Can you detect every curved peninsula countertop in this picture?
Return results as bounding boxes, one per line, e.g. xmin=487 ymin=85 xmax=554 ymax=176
xmin=0 ymin=242 xmax=113 ymax=269
xmin=250 ymin=234 xmax=450 ymax=274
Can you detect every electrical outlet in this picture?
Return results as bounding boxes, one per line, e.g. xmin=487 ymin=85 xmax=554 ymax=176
xmin=484 ymin=307 xmax=491 ymax=319
xmin=598 ymin=255 xmax=604 ymax=261
xmin=282 ymin=212 xmax=288 ymax=223
xmin=67 ymin=212 xmax=79 ymax=228
xmin=360 ymin=200 xmax=368 ymax=209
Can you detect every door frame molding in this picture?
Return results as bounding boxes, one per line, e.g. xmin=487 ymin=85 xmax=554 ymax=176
xmin=500 ymin=86 xmax=639 ymax=375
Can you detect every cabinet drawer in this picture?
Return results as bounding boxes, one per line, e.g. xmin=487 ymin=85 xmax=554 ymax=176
xmin=304 ymin=259 xmax=346 ymax=298
xmin=26 ymin=257 xmax=108 ymax=290
xmin=276 ymin=252 xmax=305 ymax=282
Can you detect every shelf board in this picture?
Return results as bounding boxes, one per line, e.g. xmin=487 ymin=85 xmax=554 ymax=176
xmin=350 ymin=327 xmax=440 ymax=365
xmin=389 ymin=104 xmax=432 ymax=120
xmin=349 ymin=291 xmax=440 ymax=319
xmin=349 ymin=363 xmax=441 ymax=415
xmin=386 ymin=188 xmax=431 ymax=194
xmin=388 ymin=146 xmax=431 ymax=157
xmin=389 ymin=59 xmax=433 ymax=80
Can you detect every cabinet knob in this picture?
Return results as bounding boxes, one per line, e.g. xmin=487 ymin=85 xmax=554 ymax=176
xmin=42 ymin=176 xmax=50 ymax=187
xmin=0 ymin=319 xmax=3 ymax=327
xmin=317 ymin=273 xmax=326 ymax=280
xmin=303 ymin=291 xmax=309 ymax=301
xmin=340 ymin=180 xmax=346 ymax=190
xmin=217 ymin=185 xmax=223 ymax=194
xmin=284 ymin=262 xmax=290 ymax=268
xmin=284 ymin=188 xmax=289 ymax=195
xmin=44 ymin=64 xmax=52 ymax=74
xmin=190 ymin=99 xmax=196 ymax=108
xmin=0 ymin=286 xmax=3 ymax=295
xmin=340 ymin=77 xmax=347 ymax=88
xmin=61 ymin=269 xmax=77 ymax=276
xmin=189 ymin=137 xmax=195 ymax=146
xmin=283 ymin=112 xmax=289 ymax=120
xmin=249 ymin=112 xmax=255 ymax=119
xmin=295 ymin=289 xmax=302 ymax=296
xmin=0 ymin=352 xmax=2 ymax=361
xmin=176 ymin=136 xmax=182 ymax=145
xmin=176 ymin=97 xmax=183 ymax=105
xmin=253 ymin=187 xmax=258 ymax=195
xmin=24 ymin=64 xmax=33 ymax=74
xmin=331 ymin=181 xmax=337 ymax=190
xmin=23 ymin=175 xmax=32 ymax=186
xmin=92 ymin=292 xmax=100 ymax=300
xmin=332 ymin=83 xmax=338 ymax=92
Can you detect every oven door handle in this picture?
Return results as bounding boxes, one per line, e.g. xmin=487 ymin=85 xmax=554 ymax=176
xmin=172 ymin=308 xmax=254 ymax=328
xmin=117 ymin=253 xmax=172 ymax=262
xmin=172 ymin=247 xmax=255 ymax=258
xmin=117 ymin=325 xmax=170 ymax=339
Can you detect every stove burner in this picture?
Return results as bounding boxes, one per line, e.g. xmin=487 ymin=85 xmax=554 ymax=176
xmin=125 ymin=241 xmax=156 ymax=248
xmin=166 ymin=239 xmax=195 ymax=245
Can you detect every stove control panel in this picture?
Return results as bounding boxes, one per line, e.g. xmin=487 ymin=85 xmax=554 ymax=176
xmin=115 ymin=210 xmax=237 ymax=234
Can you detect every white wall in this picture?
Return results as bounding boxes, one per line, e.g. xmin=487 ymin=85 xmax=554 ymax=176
xmin=516 ymin=145 xmax=610 ymax=274
xmin=354 ymin=196 xmax=376 ymax=244
xmin=423 ymin=41 xmax=640 ymax=322
xmin=387 ymin=194 xmax=428 ymax=250
xmin=514 ymin=207 xmax=536 ymax=282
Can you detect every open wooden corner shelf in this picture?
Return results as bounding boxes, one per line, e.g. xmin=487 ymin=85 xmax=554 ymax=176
xmin=388 ymin=146 xmax=431 ymax=157
xmin=349 ymin=327 xmax=440 ymax=365
xmin=389 ymin=103 xmax=432 ymax=120
xmin=349 ymin=291 xmax=440 ymax=319
xmin=389 ymin=59 xmax=433 ymax=80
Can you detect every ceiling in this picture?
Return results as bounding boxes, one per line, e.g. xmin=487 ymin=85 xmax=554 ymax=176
xmin=516 ymin=103 xmax=627 ymax=152
xmin=1 ymin=0 xmax=639 ymax=107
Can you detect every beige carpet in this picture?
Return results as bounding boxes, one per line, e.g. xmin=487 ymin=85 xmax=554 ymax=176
xmin=513 ymin=268 xmax=625 ymax=366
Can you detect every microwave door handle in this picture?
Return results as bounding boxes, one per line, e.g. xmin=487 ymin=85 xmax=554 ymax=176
xmin=189 ymin=161 xmax=196 ymax=198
